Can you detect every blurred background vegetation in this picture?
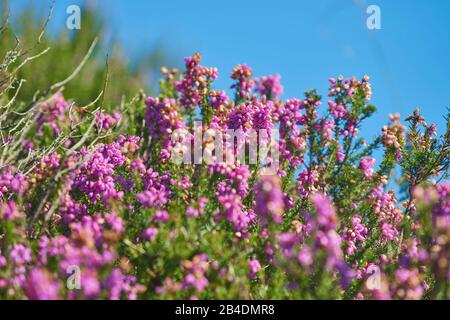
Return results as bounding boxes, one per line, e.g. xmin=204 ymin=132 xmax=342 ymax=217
xmin=0 ymin=0 xmax=168 ymax=107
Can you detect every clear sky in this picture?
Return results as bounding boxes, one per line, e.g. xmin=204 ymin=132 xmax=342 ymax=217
xmin=7 ymin=0 xmax=450 ymax=140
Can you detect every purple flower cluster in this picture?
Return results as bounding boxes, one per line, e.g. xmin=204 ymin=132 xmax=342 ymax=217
xmin=74 ymin=137 xmax=139 ymax=204
xmin=360 ymin=157 xmax=376 ymax=178
xmin=370 ymin=187 xmax=402 ymax=242
xmin=311 ymin=193 xmax=344 ymax=270
xmin=0 ymin=167 xmax=28 ymax=198
xmin=343 ymin=215 xmax=368 ymax=256
xmin=255 ymin=74 xmax=283 ymax=100
xmin=181 ymin=254 xmax=209 ymax=292
xmin=137 ymin=168 xmax=171 ymax=208
xmin=276 ymin=98 xmax=307 ymax=167
xmin=254 ymin=174 xmax=284 ymax=224
xmin=23 ymin=268 xmax=60 ymax=300
xmin=248 ymin=259 xmax=262 ymax=279
xmin=145 ymin=97 xmax=185 ymax=142
xmin=231 ymin=64 xmax=254 ymax=101
xmin=175 ymin=53 xmax=218 ymax=110
xmin=36 ymin=93 xmax=70 ymax=135
xmin=96 ymin=112 xmax=121 ymax=130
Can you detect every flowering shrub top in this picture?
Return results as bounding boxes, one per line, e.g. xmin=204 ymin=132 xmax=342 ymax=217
xmin=0 ymin=51 xmax=448 ymax=300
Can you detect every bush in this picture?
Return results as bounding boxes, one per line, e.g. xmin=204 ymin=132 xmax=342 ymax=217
xmin=0 ymin=18 xmax=448 ymax=299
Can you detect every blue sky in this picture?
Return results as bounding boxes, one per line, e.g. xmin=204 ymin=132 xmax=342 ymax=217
xmin=8 ymin=0 xmax=450 ymax=140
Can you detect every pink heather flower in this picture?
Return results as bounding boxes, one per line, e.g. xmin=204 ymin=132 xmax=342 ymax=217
xmin=296 ymin=168 xmax=318 ymax=198
xmin=248 ymin=259 xmax=262 ymax=279
xmin=153 ymin=210 xmax=169 ymax=223
xmin=226 ymin=103 xmax=254 ymax=132
xmin=0 ymin=168 xmax=29 ymax=197
xmin=433 ymin=182 xmax=450 ymax=219
xmin=309 ymin=193 xmax=347 ymax=271
xmin=381 ymin=222 xmax=399 ymax=242
xmin=181 ymin=254 xmax=209 ymax=292
xmin=426 ymin=123 xmax=437 ymax=137
xmin=370 ymin=188 xmax=403 ymax=230
xmin=337 ymin=261 xmax=357 ymax=289
xmin=175 ymin=53 xmax=218 ymax=110
xmin=255 ymin=174 xmax=285 ymax=224
xmin=24 ymin=268 xmax=60 ymax=300
xmin=211 ymin=164 xmax=251 ymax=198
xmin=360 ymin=157 xmax=376 ymax=178
xmin=81 ymin=270 xmax=101 ymax=299
xmin=265 ymin=244 xmax=274 ymax=263
xmin=0 ymin=251 xmax=7 ymax=267
xmin=104 ymin=270 xmax=124 ymax=300
xmin=217 ymin=193 xmax=254 ymax=234
xmin=198 ymin=197 xmax=208 ymax=214
xmin=231 ymin=64 xmax=254 ymax=100
xmin=209 ymin=90 xmax=229 ymax=109
xmin=36 ymin=93 xmax=70 ymax=135
xmin=137 ymin=190 xmax=166 ymax=209
xmin=173 ymin=175 xmax=193 ymax=189
xmin=311 ymin=193 xmax=337 ymax=230
xmin=104 ymin=268 xmax=143 ymax=300
xmin=255 ymin=74 xmax=283 ymax=100
xmin=104 ymin=213 xmax=124 ymax=234
xmin=185 ymin=197 xmax=208 ymax=219
xmin=59 ymin=195 xmax=88 ymax=223
xmin=95 ymin=112 xmax=121 ymax=130
xmin=316 ymin=230 xmax=343 ymax=271
xmin=143 ymin=227 xmax=158 ymax=241
xmin=68 ymin=215 xmax=111 ymax=250
xmin=42 ymin=152 xmax=61 ymax=169
xmin=342 ymin=120 xmax=359 ymax=137
xmin=137 ymin=168 xmax=171 ymax=208
xmin=0 ymin=200 xmax=24 ymax=221
xmin=131 ymin=157 xmax=146 ymax=173
xmin=393 ymin=268 xmax=424 ymax=299
xmin=276 ymin=98 xmax=305 ymax=130
xmin=336 ymin=146 xmax=345 ymax=161
xmin=252 ymin=100 xmax=275 ymax=134
xmin=321 ymin=118 xmax=335 ymax=139
xmin=183 ymin=273 xmax=209 ymax=292
xmin=10 ymin=244 xmax=32 ymax=265
xmin=297 ymin=245 xmax=313 ymax=268
xmin=74 ymin=140 xmax=140 ymax=204
xmin=278 ymin=233 xmax=300 ymax=258
xmin=145 ymin=97 xmax=185 ymax=139
xmin=327 ymin=101 xmax=347 ymax=119
xmin=186 ymin=206 xmax=200 ymax=218
xmin=343 ymin=215 xmax=368 ymax=256
xmin=0 ymin=54 xmax=446 ymax=301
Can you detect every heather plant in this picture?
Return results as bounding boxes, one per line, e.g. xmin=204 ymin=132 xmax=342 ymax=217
xmin=0 ymin=12 xmax=448 ymax=299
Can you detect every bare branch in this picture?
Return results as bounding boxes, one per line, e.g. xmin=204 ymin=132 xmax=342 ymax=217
xmin=50 ymin=37 xmax=99 ymax=91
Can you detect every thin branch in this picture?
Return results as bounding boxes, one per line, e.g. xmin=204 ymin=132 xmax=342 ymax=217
xmin=18 ymin=0 xmax=55 ymax=57
xmin=49 ymin=37 xmax=98 ymax=91
xmin=13 ymin=47 xmax=51 ymax=74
